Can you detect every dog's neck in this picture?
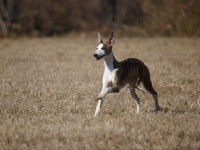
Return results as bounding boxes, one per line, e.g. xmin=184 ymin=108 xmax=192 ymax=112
xmin=103 ymin=50 xmax=118 ymax=72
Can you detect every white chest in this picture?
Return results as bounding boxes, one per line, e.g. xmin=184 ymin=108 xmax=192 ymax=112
xmin=104 ymin=68 xmax=118 ymax=83
xmin=102 ymin=52 xmax=118 ymax=85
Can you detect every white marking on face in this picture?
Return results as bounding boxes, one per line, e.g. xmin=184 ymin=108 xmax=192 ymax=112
xmin=94 ymin=43 xmax=106 ymax=56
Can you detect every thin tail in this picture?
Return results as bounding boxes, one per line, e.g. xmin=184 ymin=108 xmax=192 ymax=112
xmin=136 ymin=79 xmax=142 ymax=86
xmin=135 ymin=79 xmax=145 ymax=93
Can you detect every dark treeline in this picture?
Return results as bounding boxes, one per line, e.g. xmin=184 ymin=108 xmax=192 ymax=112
xmin=0 ymin=0 xmax=200 ymax=37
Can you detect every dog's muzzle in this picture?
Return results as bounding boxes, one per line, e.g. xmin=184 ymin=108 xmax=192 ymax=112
xmin=93 ymin=54 xmax=105 ymax=60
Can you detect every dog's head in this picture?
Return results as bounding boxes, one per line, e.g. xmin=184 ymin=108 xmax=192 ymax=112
xmin=93 ymin=32 xmax=115 ymax=60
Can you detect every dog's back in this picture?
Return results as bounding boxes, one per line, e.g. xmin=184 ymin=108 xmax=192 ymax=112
xmin=115 ymin=58 xmax=144 ymax=85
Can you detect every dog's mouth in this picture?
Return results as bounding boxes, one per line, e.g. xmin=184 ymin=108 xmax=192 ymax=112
xmin=93 ymin=54 xmax=105 ymax=60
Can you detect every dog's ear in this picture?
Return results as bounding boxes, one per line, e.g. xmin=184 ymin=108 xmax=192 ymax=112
xmin=107 ymin=32 xmax=114 ymax=46
xmin=98 ymin=32 xmax=103 ymax=44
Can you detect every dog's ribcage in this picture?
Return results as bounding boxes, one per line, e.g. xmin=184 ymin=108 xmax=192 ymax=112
xmin=114 ymin=58 xmax=149 ymax=87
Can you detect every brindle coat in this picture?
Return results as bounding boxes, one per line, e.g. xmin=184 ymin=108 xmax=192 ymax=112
xmin=93 ymin=32 xmax=160 ymax=116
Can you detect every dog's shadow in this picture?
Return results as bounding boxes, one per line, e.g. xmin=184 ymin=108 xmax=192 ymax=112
xmin=147 ymin=107 xmax=200 ymax=115
xmin=147 ymin=107 xmax=170 ymax=114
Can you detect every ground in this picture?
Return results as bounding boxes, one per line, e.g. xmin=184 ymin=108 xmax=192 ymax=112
xmin=0 ymin=36 xmax=200 ymax=150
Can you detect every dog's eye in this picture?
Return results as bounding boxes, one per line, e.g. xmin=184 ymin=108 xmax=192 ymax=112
xmin=102 ymin=47 xmax=106 ymax=50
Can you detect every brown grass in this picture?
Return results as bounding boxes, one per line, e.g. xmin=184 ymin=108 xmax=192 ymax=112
xmin=0 ymin=35 xmax=200 ymax=150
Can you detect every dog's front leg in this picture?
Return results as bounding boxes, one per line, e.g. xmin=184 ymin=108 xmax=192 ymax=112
xmin=94 ymin=87 xmax=108 ymax=117
xmin=94 ymin=75 xmax=111 ymax=117
xmin=95 ymin=88 xmax=109 ymax=100
xmin=94 ymin=87 xmax=120 ymax=117
xmin=95 ymin=87 xmax=119 ymax=100
xmin=94 ymin=98 xmax=105 ymax=117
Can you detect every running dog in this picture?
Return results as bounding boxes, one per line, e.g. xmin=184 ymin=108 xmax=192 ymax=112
xmin=93 ymin=32 xmax=161 ymax=116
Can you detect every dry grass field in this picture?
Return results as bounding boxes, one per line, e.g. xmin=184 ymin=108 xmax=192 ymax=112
xmin=0 ymin=35 xmax=200 ymax=150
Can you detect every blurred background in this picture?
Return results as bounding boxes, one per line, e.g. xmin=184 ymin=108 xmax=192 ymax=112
xmin=0 ymin=0 xmax=200 ymax=37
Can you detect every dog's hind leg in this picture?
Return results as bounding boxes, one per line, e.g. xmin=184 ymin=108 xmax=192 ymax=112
xmin=142 ymin=75 xmax=161 ymax=111
xmin=128 ymin=83 xmax=140 ymax=114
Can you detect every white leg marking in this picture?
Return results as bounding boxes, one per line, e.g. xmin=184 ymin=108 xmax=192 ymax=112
xmin=98 ymin=88 xmax=109 ymax=99
xmin=94 ymin=98 xmax=105 ymax=117
xmin=97 ymin=87 xmax=119 ymax=100
xmin=133 ymin=94 xmax=140 ymax=114
xmin=129 ymin=86 xmax=140 ymax=114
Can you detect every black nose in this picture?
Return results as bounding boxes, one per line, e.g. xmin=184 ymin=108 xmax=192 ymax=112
xmin=93 ymin=54 xmax=97 ymax=57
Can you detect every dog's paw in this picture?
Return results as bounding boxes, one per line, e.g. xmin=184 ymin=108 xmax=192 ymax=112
xmin=108 ymin=87 xmax=119 ymax=93
xmin=112 ymin=87 xmax=119 ymax=93
xmin=95 ymin=96 xmax=102 ymax=101
xmin=155 ymin=107 xmax=169 ymax=114
xmin=156 ymin=107 xmax=162 ymax=111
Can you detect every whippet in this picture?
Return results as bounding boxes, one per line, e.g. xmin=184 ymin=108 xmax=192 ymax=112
xmin=93 ymin=32 xmax=161 ymax=116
